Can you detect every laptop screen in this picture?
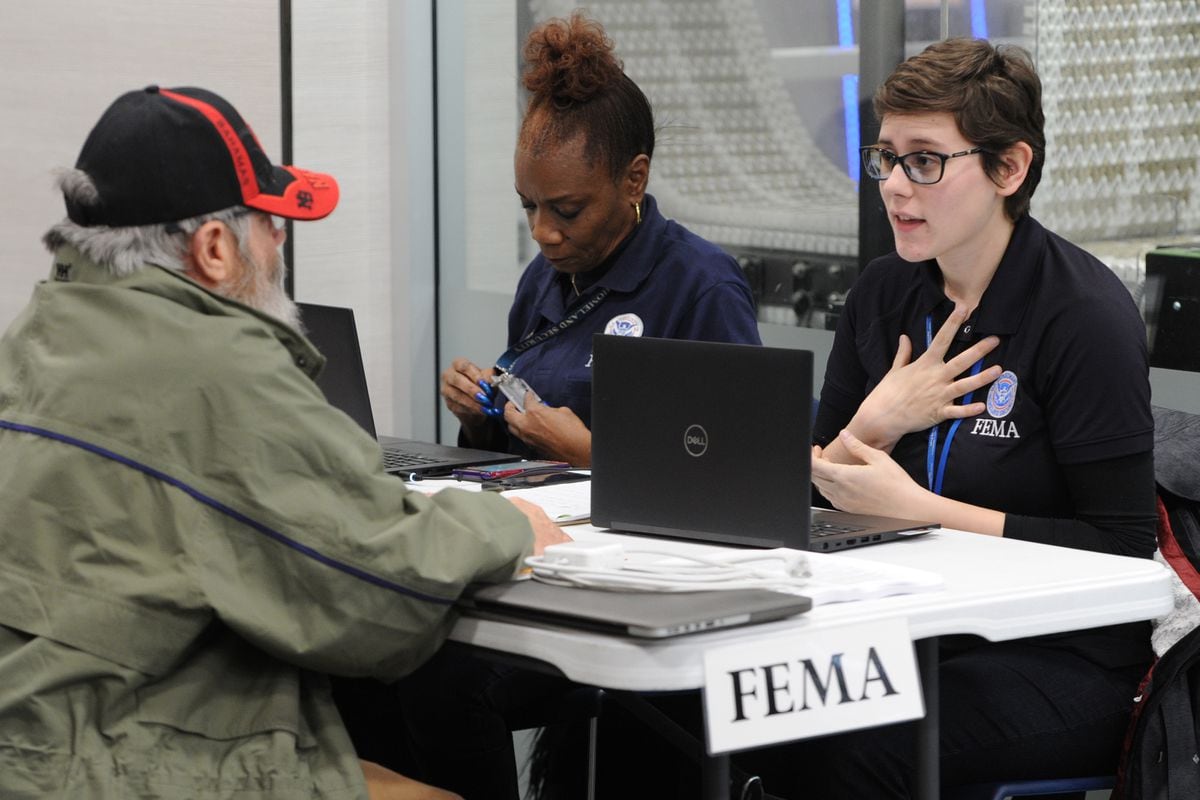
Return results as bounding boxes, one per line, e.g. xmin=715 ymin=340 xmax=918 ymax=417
xmin=591 ymin=336 xmax=814 ymax=549
xmin=296 ymin=302 xmax=378 ymax=438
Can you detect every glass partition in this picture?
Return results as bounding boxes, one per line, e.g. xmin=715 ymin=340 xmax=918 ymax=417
xmin=437 ymin=0 xmax=1200 ymax=440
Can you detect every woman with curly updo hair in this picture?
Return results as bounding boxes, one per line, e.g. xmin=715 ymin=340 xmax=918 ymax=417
xmin=397 ymin=15 xmax=762 ymax=796
xmin=440 ymin=12 xmax=759 ymax=467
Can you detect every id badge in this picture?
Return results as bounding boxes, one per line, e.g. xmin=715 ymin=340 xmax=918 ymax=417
xmin=493 ymin=371 xmax=535 ymax=413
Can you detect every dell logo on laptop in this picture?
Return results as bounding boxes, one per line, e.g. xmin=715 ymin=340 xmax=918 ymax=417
xmin=684 ymin=424 xmax=709 ymax=457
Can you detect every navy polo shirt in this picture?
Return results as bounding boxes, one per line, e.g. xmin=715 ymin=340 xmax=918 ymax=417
xmin=502 ymin=193 xmax=760 ymax=431
xmin=815 ymin=215 xmax=1153 ymax=521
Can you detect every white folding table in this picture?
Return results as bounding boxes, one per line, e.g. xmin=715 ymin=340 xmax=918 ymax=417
xmin=450 ymin=526 xmax=1173 ymax=799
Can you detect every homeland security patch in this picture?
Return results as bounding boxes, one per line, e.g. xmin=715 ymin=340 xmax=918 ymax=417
xmin=986 ymin=371 xmax=1018 ymax=418
xmin=604 ymin=313 xmax=644 ymax=337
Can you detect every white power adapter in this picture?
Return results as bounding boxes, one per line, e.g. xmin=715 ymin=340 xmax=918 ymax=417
xmin=529 ymin=542 xmax=812 ymax=593
xmin=542 ymin=540 xmax=624 ymax=570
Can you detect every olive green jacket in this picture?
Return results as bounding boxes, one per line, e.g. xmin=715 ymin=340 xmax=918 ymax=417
xmin=0 ymin=248 xmax=533 ymax=798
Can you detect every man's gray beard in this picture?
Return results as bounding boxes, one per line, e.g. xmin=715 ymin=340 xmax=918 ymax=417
xmin=220 ymin=247 xmax=302 ymax=332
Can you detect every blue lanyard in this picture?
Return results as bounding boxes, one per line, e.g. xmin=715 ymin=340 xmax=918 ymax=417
xmin=924 ymin=314 xmax=983 ymax=495
xmin=494 ymin=286 xmax=610 ymax=374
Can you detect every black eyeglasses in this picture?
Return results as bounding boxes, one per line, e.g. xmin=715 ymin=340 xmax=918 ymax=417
xmin=859 ymin=146 xmax=987 ymax=185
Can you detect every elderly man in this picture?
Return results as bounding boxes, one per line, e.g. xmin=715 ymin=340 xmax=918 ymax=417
xmin=0 ymin=85 xmax=566 ymax=799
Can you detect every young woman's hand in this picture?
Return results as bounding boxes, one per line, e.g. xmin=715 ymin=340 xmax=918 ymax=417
xmin=838 ymin=305 xmax=1001 ymax=459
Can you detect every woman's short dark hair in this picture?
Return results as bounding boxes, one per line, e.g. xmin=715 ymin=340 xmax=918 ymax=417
xmin=875 ymin=37 xmax=1045 ymax=220
xmin=517 ymin=12 xmax=655 ymax=181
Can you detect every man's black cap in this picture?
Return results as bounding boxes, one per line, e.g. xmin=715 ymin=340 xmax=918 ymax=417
xmin=67 ymin=85 xmax=338 ymax=227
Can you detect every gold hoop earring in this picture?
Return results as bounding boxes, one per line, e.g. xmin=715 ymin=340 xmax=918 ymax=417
xmin=633 ymin=200 xmax=642 ymax=226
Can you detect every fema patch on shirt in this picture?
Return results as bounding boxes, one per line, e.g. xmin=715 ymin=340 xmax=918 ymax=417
xmin=986 ymin=371 xmax=1018 ymax=418
xmin=604 ymin=313 xmax=644 ymax=337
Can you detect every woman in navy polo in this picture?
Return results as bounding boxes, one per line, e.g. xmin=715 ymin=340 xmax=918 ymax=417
xmin=397 ymin=14 xmax=759 ymax=798
xmin=439 ymin=12 xmax=760 ymax=467
xmin=748 ymin=38 xmax=1156 ymax=797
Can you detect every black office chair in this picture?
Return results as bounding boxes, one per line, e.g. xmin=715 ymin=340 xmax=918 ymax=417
xmin=945 ymin=775 xmax=1115 ymax=800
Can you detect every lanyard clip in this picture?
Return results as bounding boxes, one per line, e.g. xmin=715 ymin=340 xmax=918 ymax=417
xmin=493 ymin=370 xmax=534 ymax=413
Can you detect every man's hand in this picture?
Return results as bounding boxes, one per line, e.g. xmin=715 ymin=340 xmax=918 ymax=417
xmin=844 ymin=305 xmax=1001 ymax=454
xmin=440 ymin=358 xmax=498 ymax=438
xmin=503 ymin=390 xmax=592 ymax=467
xmin=507 ymin=497 xmax=572 ymax=556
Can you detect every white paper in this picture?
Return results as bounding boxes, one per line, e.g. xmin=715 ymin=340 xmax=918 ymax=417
xmin=501 ymin=479 xmax=591 ymax=524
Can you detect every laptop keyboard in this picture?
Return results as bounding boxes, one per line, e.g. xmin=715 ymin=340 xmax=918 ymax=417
xmin=382 ymin=450 xmax=442 ymax=470
xmin=810 ymin=520 xmax=868 ymax=537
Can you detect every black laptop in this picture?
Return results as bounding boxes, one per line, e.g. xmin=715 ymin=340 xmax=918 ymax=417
xmin=296 ymin=302 xmax=517 ymax=478
xmin=590 ymin=336 xmax=936 ymax=552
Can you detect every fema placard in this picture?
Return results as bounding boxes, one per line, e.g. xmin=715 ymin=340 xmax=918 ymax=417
xmin=701 ymin=619 xmax=923 ymax=754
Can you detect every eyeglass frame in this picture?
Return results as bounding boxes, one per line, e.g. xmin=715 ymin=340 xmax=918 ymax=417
xmin=163 ymin=206 xmax=285 ymax=235
xmin=859 ymin=146 xmax=988 ymax=186
xmin=231 ymin=207 xmax=287 ymax=233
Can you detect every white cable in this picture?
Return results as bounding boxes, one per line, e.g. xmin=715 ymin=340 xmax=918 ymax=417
xmin=525 ymin=542 xmax=811 ymax=593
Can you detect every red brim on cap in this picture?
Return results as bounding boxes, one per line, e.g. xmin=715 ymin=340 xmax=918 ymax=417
xmin=247 ymin=164 xmax=340 ymax=221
